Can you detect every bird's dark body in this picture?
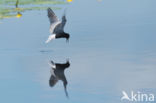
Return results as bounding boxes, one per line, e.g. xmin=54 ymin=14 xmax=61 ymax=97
xmin=55 ymin=32 xmax=70 ymax=39
xmin=54 ymin=23 xmax=70 ymax=39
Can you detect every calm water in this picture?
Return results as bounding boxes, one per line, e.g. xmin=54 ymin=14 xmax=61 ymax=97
xmin=0 ymin=0 xmax=156 ymax=103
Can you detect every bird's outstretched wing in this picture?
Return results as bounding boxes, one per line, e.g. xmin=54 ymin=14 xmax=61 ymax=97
xmin=47 ymin=8 xmax=59 ymax=24
xmin=60 ymin=13 xmax=67 ymax=30
xmin=53 ymin=11 xmax=67 ymax=34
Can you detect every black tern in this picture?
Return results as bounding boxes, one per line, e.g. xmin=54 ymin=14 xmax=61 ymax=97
xmin=45 ymin=8 xmax=70 ymax=43
xmin=49 ymin=60 xmax=70 ymax=97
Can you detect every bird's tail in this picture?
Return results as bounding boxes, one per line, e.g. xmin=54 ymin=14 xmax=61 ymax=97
xmin=45 ymin=34 xmax=56 ymax=43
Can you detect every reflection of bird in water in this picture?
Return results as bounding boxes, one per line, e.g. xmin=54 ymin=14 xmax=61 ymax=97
xmin=49 ymin=60 xmax=70 ymax=97
xmin=45 ymin=8 xmax=70 ymax=43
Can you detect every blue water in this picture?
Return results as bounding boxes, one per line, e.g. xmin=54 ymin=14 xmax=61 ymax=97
xmin=0 ymin=0 xmax=156 ymax=103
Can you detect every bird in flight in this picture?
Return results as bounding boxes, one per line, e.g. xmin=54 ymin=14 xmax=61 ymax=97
xmin=45 ymin=8 xmax=70 ymax=43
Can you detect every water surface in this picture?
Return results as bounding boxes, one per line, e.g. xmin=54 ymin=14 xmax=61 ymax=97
xmin=0 ymin=0 xmax=156 ymax=103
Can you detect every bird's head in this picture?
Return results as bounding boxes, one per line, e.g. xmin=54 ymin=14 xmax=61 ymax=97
xmin=65 ymin=33 xmax=70 ymax=43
